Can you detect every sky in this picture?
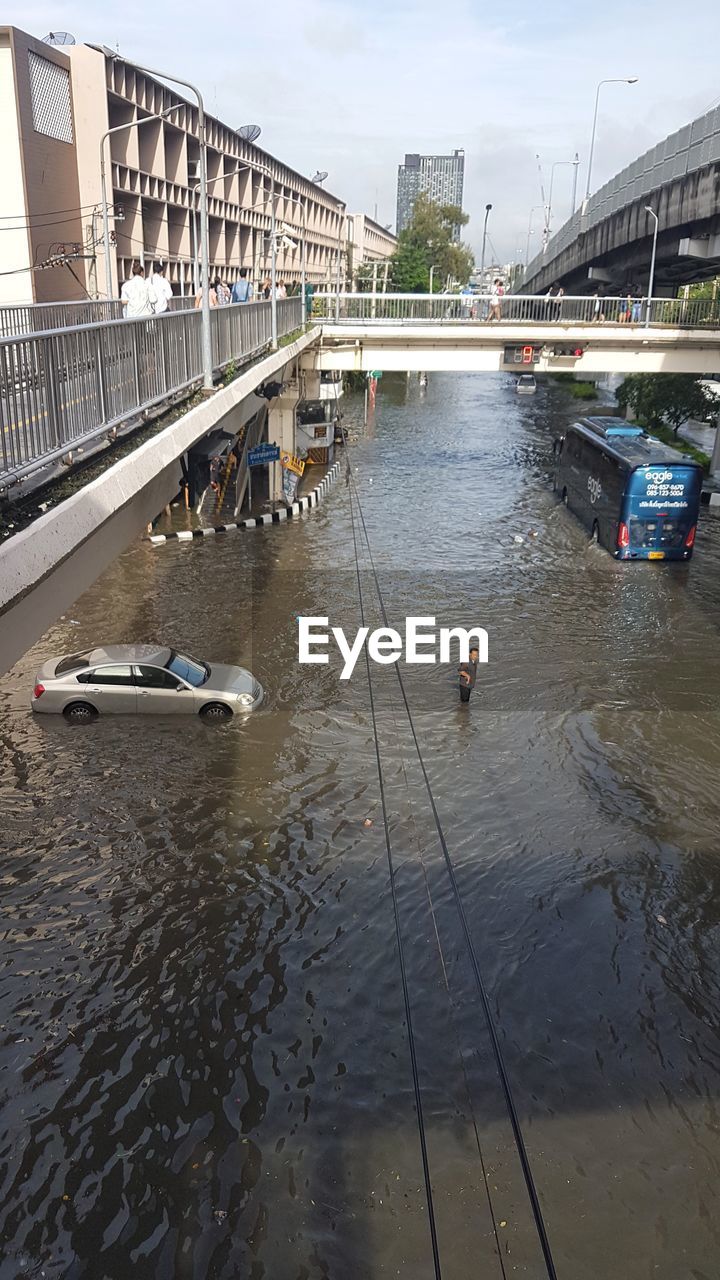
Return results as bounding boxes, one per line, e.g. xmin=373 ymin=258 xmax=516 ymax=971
xmin=8 ymin=0 xmax=720 ymax=264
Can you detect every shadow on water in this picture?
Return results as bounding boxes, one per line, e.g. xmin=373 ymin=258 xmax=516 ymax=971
xmin=2 ymin=374 xmax=720 ymax=1278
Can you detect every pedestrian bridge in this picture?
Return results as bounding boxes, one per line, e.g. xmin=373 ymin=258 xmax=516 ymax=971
xmin=307 ymin=293 xmax=720 ymax=376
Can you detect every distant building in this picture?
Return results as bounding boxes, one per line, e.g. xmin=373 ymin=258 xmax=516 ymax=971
xmin=346 ymin=214 xmax=397 ymax=288
xmin=396 ymin=150 xmax=465 ymax=238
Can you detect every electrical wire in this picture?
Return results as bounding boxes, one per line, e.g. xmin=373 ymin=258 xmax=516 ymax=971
xmin=338 ymin=391 xmax=559 ymax=1280
xmin=377 ymin=635 xmax=510 ymax=1279
xmin=345 ymin=472 xmax=443 ymax=1280
xmin=0 ymin=200 xmax=102 ymax=226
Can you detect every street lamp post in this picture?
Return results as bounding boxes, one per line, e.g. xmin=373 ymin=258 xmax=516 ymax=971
xmin=334 ymin=204 xmax=345 ymax=322
xmin=192 ymin=162 xmax=279 ymax=346
xmin=100 ymin=104 xmax=182 ymax=302
xmin=525 ymin=204 xmax=544 ymax=271
xmin=429 ymin=263 xmax=441 ymax=293
xmin=286 ymin=196 xmax=308 ymax=322
xmin=479 ymin=203 xmax=492 ymax=293
xmin=545 ymin=156 xmax=581 ymax=244
xmin=584 ymin=77 xmax=638 ymax=208
xmin=103 ymin=52 xmax=214 ymax=390
xmin=644 ymin=206 xmax=659 ymax=327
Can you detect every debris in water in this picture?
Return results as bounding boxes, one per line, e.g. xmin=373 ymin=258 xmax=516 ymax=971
xmin=363 ymin=818 xmax=373 ymax=828
xmin=513 ymin=534 xmax=524 ymax=544
xmin=656 ymin=915 xmax=667 ymax=925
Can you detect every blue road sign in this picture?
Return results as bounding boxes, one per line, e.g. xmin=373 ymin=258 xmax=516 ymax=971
xmin=248 ymin=443 xmax=280 ymax=466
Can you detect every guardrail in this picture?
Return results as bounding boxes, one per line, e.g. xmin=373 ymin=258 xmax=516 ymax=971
xmin=0 ymin=299 xmax=124 ymax=339
xmin=0 ymin=296 xmax=303 ymax=494
xmin=311 ymin=292 xmax=720 ymax=328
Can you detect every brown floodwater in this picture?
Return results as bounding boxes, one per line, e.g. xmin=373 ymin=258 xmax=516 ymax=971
xmin=2 ymin=372 xmax=720 ymax=1280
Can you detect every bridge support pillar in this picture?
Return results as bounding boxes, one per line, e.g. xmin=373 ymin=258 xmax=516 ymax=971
xmin=710 ymin=419 xmax=720 ymax=479
xmin=267 ymin=384 xmax=300 ymax=502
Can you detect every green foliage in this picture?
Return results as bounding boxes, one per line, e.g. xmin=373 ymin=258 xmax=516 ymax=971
xmin=390 ymin=241 xmax=430 ymax=292
xmin=616 ymin=373 xmax=716 ymax=436
xmin=389 ymin=192 xmax=474 ymax=292
xmin=550 ymin=373 xmax=598 ymax=399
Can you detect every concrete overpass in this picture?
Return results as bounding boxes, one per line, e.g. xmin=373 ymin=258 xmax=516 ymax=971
xmin=4 ymin=291 xmax=720 ymax=677
xmin=306 ymin=295 xmax=720 ymax=375
xmin=522 ymin=105 xmax=720 ymax=295
xmin=0 ymin=326 xmax=320 ymax=676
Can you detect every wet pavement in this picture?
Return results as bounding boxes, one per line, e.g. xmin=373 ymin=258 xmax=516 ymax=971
xmin=1 ymin=372 xmax=720 ymax=1279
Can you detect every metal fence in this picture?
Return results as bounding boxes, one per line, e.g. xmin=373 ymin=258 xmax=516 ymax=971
xmin=0 ymin=299 xmax=124 ymax=339
xmin=0 ymin=296 xmax=304 ymax=493
xmin=311 ymin=292 xmax=720 ymax=328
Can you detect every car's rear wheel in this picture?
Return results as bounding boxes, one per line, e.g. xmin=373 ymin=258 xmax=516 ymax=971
xmin=63 ymin=701 xmax=98 ymax=724
xmin=200 ymin=702 xmax=232 ymax=722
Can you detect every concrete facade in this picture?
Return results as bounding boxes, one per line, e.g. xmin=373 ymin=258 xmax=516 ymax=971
xmin=0 ymin=26 xmax=354 ymax=303
xmin=346 ymin=213 xmax=397 ymax=287
xmin=0 ymin=29 xmax=86 ymax=303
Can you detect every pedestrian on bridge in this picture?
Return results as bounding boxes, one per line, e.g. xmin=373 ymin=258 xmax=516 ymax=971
xmin=489 ymin=279 xmax=503 ymax=322
xmin=150 ymin=262 xmax=173 ymax=313
xmin=121 ymin=263 xmax=155 ymax=318
xmin=231 ymin=268 xmax=254 ymax=304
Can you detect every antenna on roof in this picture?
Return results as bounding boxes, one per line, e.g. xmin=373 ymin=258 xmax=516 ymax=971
xmin=312 ymin=170 xmax=328 ymax=185
xmin=42 ymin=31 xmax=76 ymax=45
xmin=237 ymin=124 xmax=262 ymax=144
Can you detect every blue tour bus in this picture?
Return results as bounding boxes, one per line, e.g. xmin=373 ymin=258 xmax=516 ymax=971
xmin=553 ymin=417 xmax=702 ymax=560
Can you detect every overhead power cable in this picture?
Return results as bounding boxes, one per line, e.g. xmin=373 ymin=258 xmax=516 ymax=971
xmin=345 ymin=472 xmax=443 ymax=1280
xmin=337 ymin=391 xmax=558 ymax=1280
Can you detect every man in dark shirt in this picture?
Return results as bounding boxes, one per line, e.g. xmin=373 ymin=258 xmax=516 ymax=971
xmin=458 ymin=646 xmax=480 ymax=704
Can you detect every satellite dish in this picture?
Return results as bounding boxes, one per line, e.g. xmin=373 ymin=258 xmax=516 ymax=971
xmin=43 ymin=31 xmax=76 ymax=45
xmin=237 ymin=124 xmax=262 ymax=144
xmin=312 ymin=171 xmax=328 ymax=185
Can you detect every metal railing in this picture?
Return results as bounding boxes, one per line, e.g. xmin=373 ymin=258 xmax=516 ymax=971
xmin=0 ymin=296 xmax=303 ymax=493
xmin=0 ymin=299 xmax=124 ymax=339
xmin=311 ymin=292 xmax=720 ymax=328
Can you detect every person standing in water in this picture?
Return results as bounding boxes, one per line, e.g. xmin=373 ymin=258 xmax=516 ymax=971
xmin=459 ymin=645 xmax=480 ymax=704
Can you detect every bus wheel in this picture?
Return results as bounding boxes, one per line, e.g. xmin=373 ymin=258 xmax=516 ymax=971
xmin=590 ymin=521 xmax=600 ymax=544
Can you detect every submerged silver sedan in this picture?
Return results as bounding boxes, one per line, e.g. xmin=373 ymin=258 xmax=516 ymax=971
xmin=31 ymin=645 xmax=263 ymax=723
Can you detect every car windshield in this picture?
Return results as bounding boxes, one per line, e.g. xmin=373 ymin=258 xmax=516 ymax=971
xmin=165 ymin=652 xmax=208 ymax=687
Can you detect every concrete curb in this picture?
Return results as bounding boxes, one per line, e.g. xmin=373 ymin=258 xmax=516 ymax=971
xmin=146 ymin=460 xmax=342 ymax=545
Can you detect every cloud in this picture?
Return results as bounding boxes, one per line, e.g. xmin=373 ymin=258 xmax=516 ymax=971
xmin=6 ymin=0 xmax=720 ymax=264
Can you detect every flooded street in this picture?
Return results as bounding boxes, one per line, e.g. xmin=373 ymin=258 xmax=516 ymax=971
xmin=2 ymin=371 xmax=720 ymax=1280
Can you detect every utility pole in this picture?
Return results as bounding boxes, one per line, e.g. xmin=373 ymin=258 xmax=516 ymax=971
xmin=479 ymin=204 xmax=492 ymax=292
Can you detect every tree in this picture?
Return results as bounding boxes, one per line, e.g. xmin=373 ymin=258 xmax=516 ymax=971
xmin=616 ymin=374 xmax=716 ymax=437
xmin=389 ymin=240 xmax=431 ymax=292
xmin=389 ymin=192 xmax=474 ymax=292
